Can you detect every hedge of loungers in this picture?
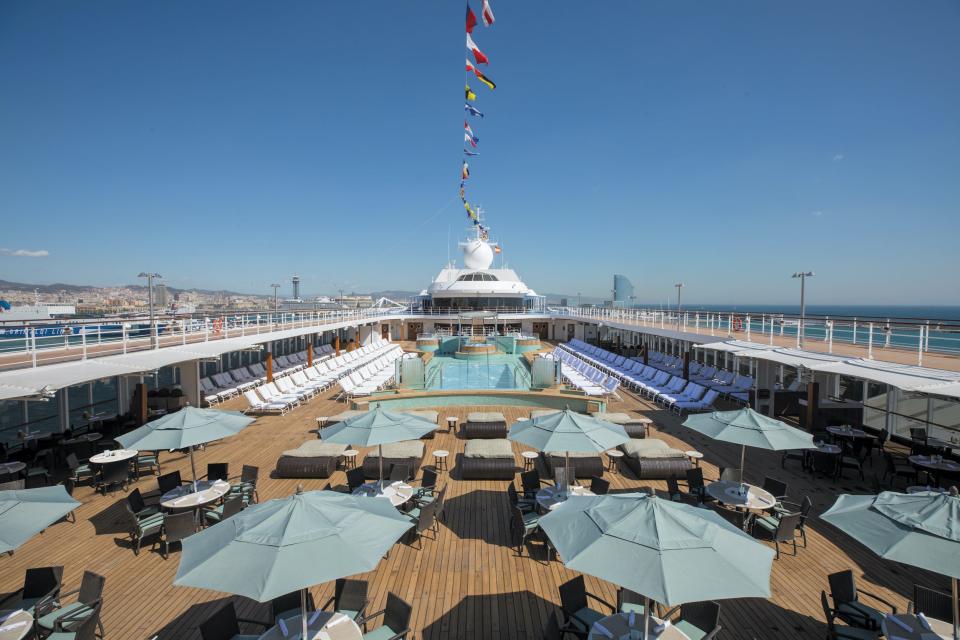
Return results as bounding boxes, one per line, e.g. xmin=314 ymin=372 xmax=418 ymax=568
xmin=459 ymin=439 xmax=517 ymax=480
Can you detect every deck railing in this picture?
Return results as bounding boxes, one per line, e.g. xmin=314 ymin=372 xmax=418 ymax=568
xmin=550 ymin=307 xmax=960 ymax=364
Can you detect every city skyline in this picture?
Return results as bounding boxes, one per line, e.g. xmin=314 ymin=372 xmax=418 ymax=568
xmin=1 ymin=1 xmax=958 ymax=305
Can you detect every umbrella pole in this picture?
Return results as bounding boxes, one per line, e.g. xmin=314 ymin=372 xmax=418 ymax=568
xmin=739 ymin=445 xmax=746 ymax=488
xmin=301 ymin=587 xmax=309 ymax=640
xmin=953 ymin=577 xmax=958 ymax=640
xmin=565 ymin=451 xmax=571 ymax=496
xmin=189 ymin=446 xmax=198 ymax=493
xmin=643 ymin=596 xmax=650 ymax=638
xmin=379 ymin=444 xmax=384 ymax=485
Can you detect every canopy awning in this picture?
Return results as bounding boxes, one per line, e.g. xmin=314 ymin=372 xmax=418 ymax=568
xmin=734 ymin=347 xmax=848 ymax=369
xmin=808 ymin=358 xmax=960 ymax=394
xmin=696 ymin=340 xmax=774 ymax=354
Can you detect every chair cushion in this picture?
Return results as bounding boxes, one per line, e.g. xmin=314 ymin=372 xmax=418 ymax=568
xmin=569 ymin=607 xmax=606 ymax=630
xmin=466 ymin=412 xmax=506 ymax=423
xmin=837 ymin=601 xmax=885 ymax=628
xmin=281 ymin=441 xmax=348 ymax=458
xmin=464 ymin=439 xmax=513 ymax=459
xmin=37 ymin=602 xmax=94 ymax=631
xmin=366 ymin=441 xmax=425 ymax=459
xmin=363 ymin=625 xmax=403 ymax=640
xmin=834 ymin=626 xmax=882 ymax=639
xmin=674 ymin=620 xmax=708 ymax=640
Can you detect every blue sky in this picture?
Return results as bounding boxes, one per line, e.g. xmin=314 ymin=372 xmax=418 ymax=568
xmin=1 ymin=1 xmax=957 ymax=305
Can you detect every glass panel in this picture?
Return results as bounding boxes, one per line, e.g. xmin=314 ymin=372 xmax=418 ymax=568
xmin=837 ymin=375 xmax=864 ymax=402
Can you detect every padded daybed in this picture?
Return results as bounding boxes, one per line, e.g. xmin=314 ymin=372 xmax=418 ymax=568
xmin=362 ymin=440 xmax=425 ymax=480
xmin=461 ymin=412 xmax=508 ymax=439
xmin=459 ymin=439 xmax=517 ymax=480
xmin=591 ymin=412 xmax=651 ymax=438
xmin=543 ymin=451 xmax=605 ymax=480
xmin=400 ymin=410 xmax=439 ymax=439
xmin=275 ymin=441 xmax=347 ymax=478
xmin=618 ymin=438 xmax=691 ymax=479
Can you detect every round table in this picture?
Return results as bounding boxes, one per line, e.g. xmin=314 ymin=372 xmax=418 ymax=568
xmin=89 ymin=449 xmax=139 ymax=465
xmin=588 ymin=612 xmax=691 ymax=640
xmin=521 ymin=451 xmax=539 ymax=471
xmin=705 ymin=481 xmax=777 ymax=511
xmin=826 ymin=426 xmax=870 ymax=440
xmin=353 ymin=481 xmax=414 ymax=508
xmin=881 ymin=612 xmax=951 ymax=639
xmin=433 ymin=449 xmax=449 ymax=472
xmin=812 ymin=443 xmax=842 ymax=455
xmin=0 ymin=610 xmax=33 ymax=640
xmin=258 ymin=611 xmax=362 ymax=640
xmin=685 ymin=450 xmax=704 ymax=467
xmin=606 ymin=449 xmax=624 ymax=473
xmin=161 ymin=479 xmax=231 ymax=511
xmin=316 ymin=416 xmax=330 ymax=429
xmin=908 ymin=455 xmax=960 ymax=485
xmin=445 ymin=416 xmax=458 ymax=433
xmin=0 ymin=462 xmax=26 ymax=476
xmin=342 ymin=449 xmax=359 ymax=469
xmin=61 ymin=433 xmax=103 ymax=446
xmin=536 ymin=485 xmax=594 ymax=511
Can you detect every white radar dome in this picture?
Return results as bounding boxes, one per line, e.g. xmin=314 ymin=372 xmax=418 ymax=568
xmin=462 ymin=238 xmax=494 ymax=270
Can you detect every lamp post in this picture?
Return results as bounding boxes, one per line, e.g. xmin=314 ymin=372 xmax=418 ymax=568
xmin=137 ymin=272 xmax=161 ymax=348
xmin=792 ymin=272 xmax=814 ymax=349
xmin=674 ymin=283 xmax=684 ymax=331
xmin=270 ymin=284 xmax=281 ymax=312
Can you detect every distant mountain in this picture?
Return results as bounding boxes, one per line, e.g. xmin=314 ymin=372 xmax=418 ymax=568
xmin=0 ymin=279 xmax=267 ymax=299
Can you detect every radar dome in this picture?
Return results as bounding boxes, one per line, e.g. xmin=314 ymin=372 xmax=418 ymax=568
xmin=462 ymin=238 xmax=494 ymax=270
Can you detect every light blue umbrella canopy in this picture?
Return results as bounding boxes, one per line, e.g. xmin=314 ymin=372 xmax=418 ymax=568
xmin=174 ymin=489 xmax=412 ymax=602
xmin=116 ymin=406 xmax=255 ymax=451
xmin=822 ymin=489 xmax=960 ymax=639
xmin=116 ymin=406 xmax=255 ymax=489
xmin=683 ymin=408 xmax=815 ymax=484
xmin=0 ymin=485 xmax=80 ymax=554
xmin=320 ymin=407 xmax=437 ymax=480
xmin=539 ymin=493 xmax=774 ymax=607
xmin=508 ymin=409 xmax=629 ymax=454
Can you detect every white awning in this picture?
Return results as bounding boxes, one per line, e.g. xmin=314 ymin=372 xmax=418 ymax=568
xmin=695 ymin=340 xmax=774 ymax=354
xmin=917 ymin=382 xmax=960 ymax=400
xmin=807 ymin=358 xmax=960 ymax=393
xmin=734 ymin=347 xmax=848 ymax=369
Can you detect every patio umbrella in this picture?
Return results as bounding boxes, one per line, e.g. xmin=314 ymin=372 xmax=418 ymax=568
xmin=822 ymin=488 xmax=960 ymax=639
xmin=116 ymin=406 xmax=254 ymax=491
xmin=508 ymin=409 xmax=628 ymax=492
xmin=320 ymin=407 xmax=436 ymax=481
xmin=682 ymin=408 xmax=815 ymax=485
xmin=0 ymin=485 xmax=81 ymax=554
xmin=540 ymin=492 xmax=774 ymax=637
xmin=174 ymin=488 xmax=413 ymax=640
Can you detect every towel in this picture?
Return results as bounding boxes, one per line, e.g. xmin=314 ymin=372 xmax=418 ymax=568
xmin=886 ymin=614 xmax=912 ymax=631
xmin=591 ymin=621 xmax=613 ymax=638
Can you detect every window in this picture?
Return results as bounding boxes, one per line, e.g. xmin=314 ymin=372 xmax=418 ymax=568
xmin=456 ymin=272 xmax=499 ymax=282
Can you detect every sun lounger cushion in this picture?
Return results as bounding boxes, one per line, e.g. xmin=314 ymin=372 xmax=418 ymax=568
xmin=592 ymin=412 xmax=651 ymax=438
xmin=365 ymin=441 xmax=425 ymax=459
xmin=467 ymin=412 xmax=506 ymax=423
xmin=620 ymin=439 xmax=686 ymax=459
xmin=281 ymin=442 xmax=348 ymax=458
xmin=464 ymin=439 xmax=514 ymax=459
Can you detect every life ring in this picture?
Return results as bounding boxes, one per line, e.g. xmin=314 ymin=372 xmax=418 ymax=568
xmin=732 ymin=316 xmax=743 ymax=332
xmin=213 ymin=318 xmax=223 ymax=333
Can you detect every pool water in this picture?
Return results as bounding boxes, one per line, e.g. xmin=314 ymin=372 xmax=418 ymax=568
xmin=426 ymin=355 xmax=530 ymax=391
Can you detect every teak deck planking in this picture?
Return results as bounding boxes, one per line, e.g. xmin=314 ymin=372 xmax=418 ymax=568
xmin=0 ymin=385 xmax=946 ymax=639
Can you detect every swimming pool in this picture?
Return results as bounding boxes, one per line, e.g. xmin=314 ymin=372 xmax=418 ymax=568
xmin=426 ymin=355 xmax=530 ymax=390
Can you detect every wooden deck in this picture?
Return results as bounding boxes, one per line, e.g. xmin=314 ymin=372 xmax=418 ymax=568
xmin=0 ymin=388 xmax=946 ymax=639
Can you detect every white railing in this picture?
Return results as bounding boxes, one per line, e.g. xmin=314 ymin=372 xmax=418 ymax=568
xmin=550 ymin=307 xmax=960 ymax=364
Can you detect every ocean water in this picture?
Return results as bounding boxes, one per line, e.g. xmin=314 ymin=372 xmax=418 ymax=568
xmin=663 ymin=305 xmax=960 ymax=322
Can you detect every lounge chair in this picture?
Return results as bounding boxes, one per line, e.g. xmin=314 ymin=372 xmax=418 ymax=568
xmin=275 ymin=442 xmax=347 ymax=478
xmin=619 ymin=439 xmax=691 ymax=479
xmin=360 ymin=592 xmax=412 ymax=639
xmin=461 ymin=412 xmax=508 ymax=439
